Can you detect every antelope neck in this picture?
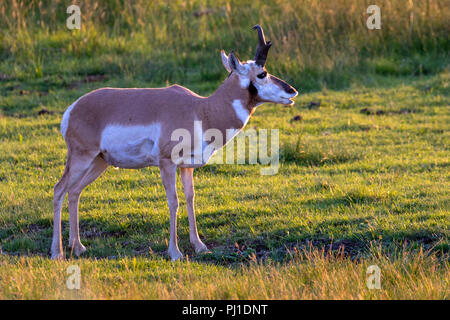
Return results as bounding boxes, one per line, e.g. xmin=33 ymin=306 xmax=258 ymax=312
xmin=199 ymin=74 xmax=256 ymax=134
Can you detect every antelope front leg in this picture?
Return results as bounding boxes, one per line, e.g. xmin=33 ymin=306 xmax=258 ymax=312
xmin=159 ymin=160 xmax=183 ymax=261
xmin=180 ymin=168 xmax=208 ymax=253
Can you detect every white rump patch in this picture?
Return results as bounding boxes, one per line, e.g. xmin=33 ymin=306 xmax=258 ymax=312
xmin=232 ymin=99 xmax=250 ymax=127
xmin=100 ymin=123 xmax=161 ymax=168
xmin=61 ymin=98 xmax=79 ymax=139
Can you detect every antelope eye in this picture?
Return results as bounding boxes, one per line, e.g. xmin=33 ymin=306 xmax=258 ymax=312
xmin=257 ymin=71 xmax=267 ymax=79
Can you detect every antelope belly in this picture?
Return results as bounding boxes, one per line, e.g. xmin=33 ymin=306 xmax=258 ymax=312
xmin=100 ymin=124 xmax=161 ymax=168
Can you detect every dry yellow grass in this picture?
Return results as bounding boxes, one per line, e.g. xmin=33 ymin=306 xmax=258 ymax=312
xmin=1 ymin=247 xmax=448 ymax=299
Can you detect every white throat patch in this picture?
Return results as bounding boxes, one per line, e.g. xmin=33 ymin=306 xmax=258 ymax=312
xmin=232 ymin=99 xmax=250 ymax=127
xmin=238 ymin=76 xmax=250 ymax=88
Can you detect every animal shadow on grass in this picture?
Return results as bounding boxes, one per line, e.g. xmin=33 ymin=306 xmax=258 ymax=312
xmin=1 ymin=194 xmax=447 ymax=263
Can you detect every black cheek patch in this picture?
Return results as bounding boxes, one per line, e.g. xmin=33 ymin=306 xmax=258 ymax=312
xmin=248 ymin=81 xmax=258 ymax=96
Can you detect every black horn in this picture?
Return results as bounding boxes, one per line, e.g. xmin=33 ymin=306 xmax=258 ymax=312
xmin=252 ymin=24 xmax=272 ymax=67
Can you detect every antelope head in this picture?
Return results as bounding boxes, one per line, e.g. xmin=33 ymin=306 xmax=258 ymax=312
xmin=221 ymin=25 xmax=298 ymax=106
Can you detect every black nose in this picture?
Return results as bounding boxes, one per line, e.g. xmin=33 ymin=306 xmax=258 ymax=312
xmin=285 ymin=86 xmax=296 ymax=94
xmin=270 ymin=75 xmax=297 ymax=95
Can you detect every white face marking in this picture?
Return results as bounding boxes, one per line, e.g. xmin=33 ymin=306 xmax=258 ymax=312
xmin=232 ymin=99 xmax=250 ymax=127
xmin=239 ymin=61 xmax=292 ymax=103
xmin=254 ymin=80 xmax=284 ymax=103
xmin=100 ymin=123 xmax=161 ymax=168
xmin=61 ymin=98 xmax=79 ymax=139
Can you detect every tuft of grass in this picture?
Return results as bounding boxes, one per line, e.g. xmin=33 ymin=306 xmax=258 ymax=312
xmin=0 ymin=246 xmax=447 ymax=299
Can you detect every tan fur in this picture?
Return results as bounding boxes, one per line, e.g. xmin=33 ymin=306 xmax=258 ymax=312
xmin=51 ymin=49 xmax=297 ymax=261
xmin=65 ymin=74 xmax=254 ymax=158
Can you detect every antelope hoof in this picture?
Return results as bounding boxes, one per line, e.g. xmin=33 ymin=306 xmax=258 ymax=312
xmin=51 ymin=252 xmax=64 ymax=260
xmin=169 ymin=248 xmax=183 ymax=261
xmin=193 ymin=242 xmax=209 ymax=254
xmin=70 ymin=241 xmax=87 ymax=257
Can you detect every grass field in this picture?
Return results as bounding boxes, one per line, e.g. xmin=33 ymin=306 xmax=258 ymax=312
xmin=0 ymin=0 xmax=449 ymax=299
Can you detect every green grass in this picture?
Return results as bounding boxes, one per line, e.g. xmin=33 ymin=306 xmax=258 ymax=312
xmin=0 ymin=0 xmax=449 ymax=299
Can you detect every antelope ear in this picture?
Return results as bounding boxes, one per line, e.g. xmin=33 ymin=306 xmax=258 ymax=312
xmin=221 ymin=50 xmax=231 ymax=73
xmin=228 ymin=50 xmax=246 ymax=75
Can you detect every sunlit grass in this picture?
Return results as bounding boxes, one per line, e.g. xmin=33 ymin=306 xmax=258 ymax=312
xmin=0 ymin=0 xmax=449 ymax=299
xmin=1 ymin=74 xmax=448 ymax=298
xmin=1 ymin=246 xmax=448 ymax=299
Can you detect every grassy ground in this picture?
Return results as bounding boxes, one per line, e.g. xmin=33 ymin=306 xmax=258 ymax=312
xmin=0 ymin=0 xmax=449 ymax=299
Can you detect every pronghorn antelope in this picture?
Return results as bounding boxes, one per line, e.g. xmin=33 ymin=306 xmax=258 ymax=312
xmin=52 ymin=25 xmax=298 ymax=261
